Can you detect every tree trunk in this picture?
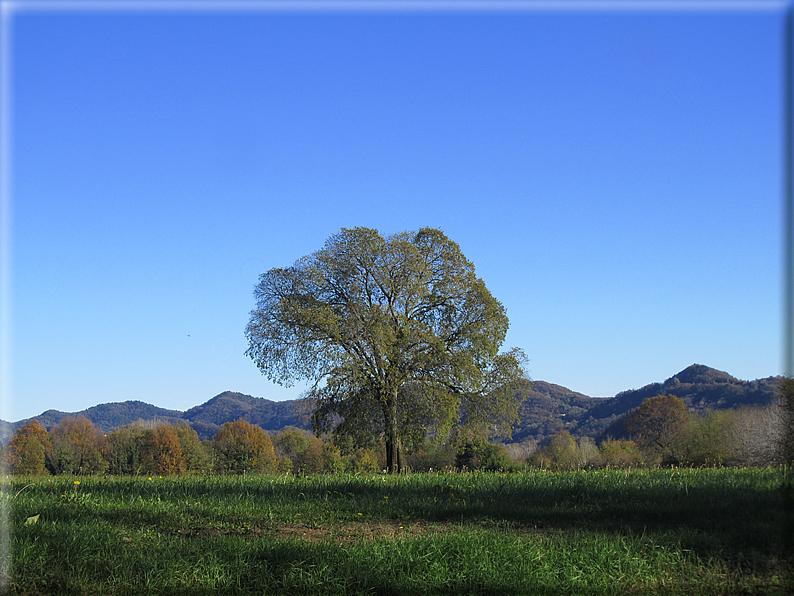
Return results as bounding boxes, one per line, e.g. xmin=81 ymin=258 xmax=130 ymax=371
xmin=383 ymin=387 xmax=403 ymax=474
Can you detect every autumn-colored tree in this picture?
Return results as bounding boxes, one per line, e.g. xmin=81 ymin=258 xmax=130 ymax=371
xmin=7 ymin=420 xmax=51 ymax=475
xmin=299 ymin=437 xmax=328 ymax=474
xmin=48 ymin=416 xmax=107 ymax=475
xmin=212 ymin=419 xmax=276 ymax=474
xmin=624 ymin=395 xmax=692 ymax=465
xmin=142 ymin=424 xmax=186 ymax=476
xmin=103 ymin=426 xmax=148 ymax=475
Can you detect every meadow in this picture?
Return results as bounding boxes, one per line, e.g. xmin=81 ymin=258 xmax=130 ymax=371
xmin=4 ymin=468 xmax=791 ymax=595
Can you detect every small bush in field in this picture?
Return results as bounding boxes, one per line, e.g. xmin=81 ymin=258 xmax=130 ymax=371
xmin=599 ymin=438 xmax=642 ymax=468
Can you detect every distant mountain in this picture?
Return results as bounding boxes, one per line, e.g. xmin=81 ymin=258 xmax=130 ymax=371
xmin=2 ymin=364 xmax=782 ymax=445
xmin=509 ymin=380 xmax=599 ymax=443
xmin=588 ymin=364 xmax=782 ymax=443
xmin=2 ymin=391 xmax=308 ymax=443
xmin=508 ymin=364 xmax=782 ymax=445
xmin=0 ymin=401 xmax=188 ymax=444
xmin=181 ymin=391 xmax=305 ymax=440
xmin=33 ymin=401 xmax=186 ymax=432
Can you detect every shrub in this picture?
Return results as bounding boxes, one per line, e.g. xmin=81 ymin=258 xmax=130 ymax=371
xmin=348 ymin=447 xmax=381 ymax=473
xmin=598 ymin=439 xmax=642 ymax=468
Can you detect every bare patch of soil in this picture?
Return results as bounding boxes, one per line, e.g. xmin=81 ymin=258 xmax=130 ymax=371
xmin=274 ymin=520 xmax=451 ymax=544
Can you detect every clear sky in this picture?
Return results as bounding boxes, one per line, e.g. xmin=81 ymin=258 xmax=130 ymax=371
xmin=2 ymin=1 xmax=787 ymax=423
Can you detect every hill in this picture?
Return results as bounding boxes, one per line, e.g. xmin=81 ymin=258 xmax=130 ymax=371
xmin=2 ymin=364 xmax=782 ymax=445
xmin=509 ymin=364 xmax=782 ymax=445
xmin=181 ymin=391 xmax=305 ymax=440
xmin=1 ymin=391 xmax=306 ymax=443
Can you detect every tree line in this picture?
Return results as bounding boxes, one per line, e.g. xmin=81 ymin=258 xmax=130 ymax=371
xmin=4 ymin=386 xmax=790 ymax=476
xmin=525 ymin=392 xmax=790 ymax=471
xmin=2 ymin=417 xmax=378 ymax=477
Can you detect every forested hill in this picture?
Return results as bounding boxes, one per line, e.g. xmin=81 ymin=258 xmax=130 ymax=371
xmin=0 ymin=391 xmax=305 ymax=442
xmin=509 ymin=364 xmax=782 ymax=444
xmin=181 ymin=392 xmax=305 ymax=440
xmin=2 ymin=364 xmax=783 ymax=444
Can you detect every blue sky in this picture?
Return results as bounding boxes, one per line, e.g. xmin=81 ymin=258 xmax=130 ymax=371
xmin=2 ymin=1 xmax=786 ymax=423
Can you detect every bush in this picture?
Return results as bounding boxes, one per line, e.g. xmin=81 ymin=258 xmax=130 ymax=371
xmin=406 ymin=441 xmax=455 ymax=472
xmin=454 ymin=441 xmax=518 ymax=472
xmin=527 ymin=431 xmax=603 ymax=471
xmin=598 ymin=439 xmax=642 ymax=468
xmin=348 ymin=447 xmax=381 ymax=473
xmin=676 ymin=410 xmax=734 ymax=467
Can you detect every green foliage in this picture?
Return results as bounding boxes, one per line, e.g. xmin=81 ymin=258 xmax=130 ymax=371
xmin=529 ymin=430 xmax=571 ymax=470
xmin=676 ymin=410 xmax=735 ymax=467
xmin=273 ymin=427 xmax=312 ymax=464
xmin=405 ymin=440 xmax=456 ymax=472
xmin=103 ymin=426 xmax=148 ymax=475
xmin=348 ymin=447 xmax=381 ymax=473
xmin=453 ymin=441 xmax=517 ymax=472
xmin=296 ymin=437 xmax=345 ymax=474
xmin=598 ymin=439 xmax=642 ymax=468
xmin=173 ymin=422 xmax=212 ymax=473
xmin=527 ymin=430 xmax=604 ymax=471
xmin=245 ymin=227 xmax=528 ymax=473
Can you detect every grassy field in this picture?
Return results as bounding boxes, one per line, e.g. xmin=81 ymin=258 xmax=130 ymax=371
xmin=4 ymin=468 xmax=792 ymax=595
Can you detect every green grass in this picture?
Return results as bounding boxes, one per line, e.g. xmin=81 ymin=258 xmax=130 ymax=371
xmin=4 ymin=468 xmax=792 ymax=595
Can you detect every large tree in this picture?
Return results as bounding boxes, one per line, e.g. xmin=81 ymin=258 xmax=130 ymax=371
xmin=245 ymin=227 xmax=527 ymax=473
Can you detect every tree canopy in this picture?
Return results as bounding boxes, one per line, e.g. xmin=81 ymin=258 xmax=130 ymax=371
xmin=624 ymin=395 xmax=692 ymax=465
xmin=7 ymin=420 xmax=51 ymax=475
xmin=245 ymin=227 xmax=527 ymax=472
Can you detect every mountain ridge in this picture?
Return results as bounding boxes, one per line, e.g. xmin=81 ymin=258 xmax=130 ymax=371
xmin=3 ymin=364 xmax=782 ymax=443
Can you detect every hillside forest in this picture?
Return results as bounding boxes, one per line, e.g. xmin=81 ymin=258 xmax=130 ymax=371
xmin=5 ymin=367 xmax=791 ymax=476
